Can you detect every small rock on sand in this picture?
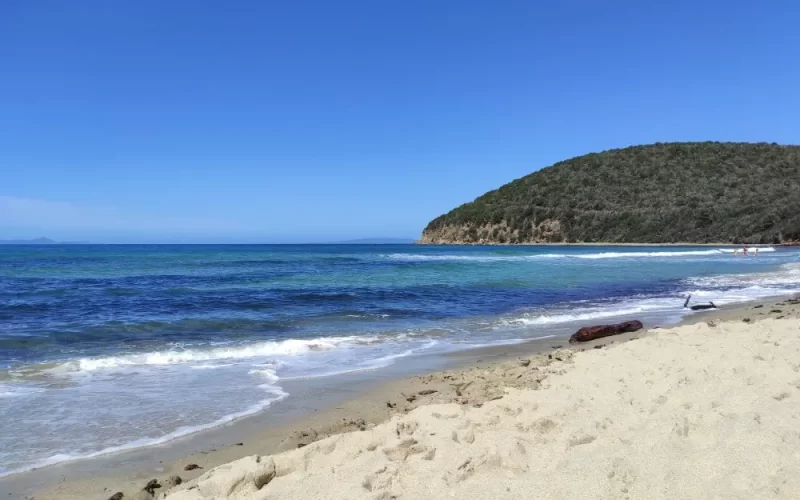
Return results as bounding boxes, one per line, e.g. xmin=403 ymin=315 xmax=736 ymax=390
xmin=108 ymin=493 xmax=124 ymax=500
xmin=143 ymin=479 xmax=161 ymax=495
xmin=164 ymin=475 xmax=183 ymax=488
xmin=184 ymin=464 xmax=202 ymax=471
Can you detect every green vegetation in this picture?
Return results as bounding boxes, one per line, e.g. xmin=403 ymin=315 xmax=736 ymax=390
xmin=421 ymin=142 xmax=800 ymax=244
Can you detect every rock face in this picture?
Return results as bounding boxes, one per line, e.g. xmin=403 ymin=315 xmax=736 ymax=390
xmin=419 ymin=220 xmax=564 ymax=245
xmin=569 ymin=320 xmax=644 ymax=343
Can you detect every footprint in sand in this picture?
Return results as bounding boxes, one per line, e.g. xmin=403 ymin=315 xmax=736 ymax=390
xmin=362 ymin=465 xmax=397 ymax=493
xmin=382 ymin=438 xmax=432 ymax=461
xmin=568 ymin=434 xmax=597 ymax=447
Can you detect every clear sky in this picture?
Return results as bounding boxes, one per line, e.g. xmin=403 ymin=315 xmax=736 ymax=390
xmin=2 ymin=0 xmax=799 ymax=243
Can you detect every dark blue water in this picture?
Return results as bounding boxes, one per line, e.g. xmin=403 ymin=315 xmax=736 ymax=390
xmin=1 ymin=244 xmax=798 ymax=475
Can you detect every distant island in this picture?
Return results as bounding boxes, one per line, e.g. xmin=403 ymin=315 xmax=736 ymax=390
xmin=334 ymin=238 xmax=415 ymax=244
xmin=420 ymin=142 xmax=800 ymax=245
xmin=0 ymin=237 xmax=58 ymax=245
xmin=0 ymin=237 xmax=88 ymax=245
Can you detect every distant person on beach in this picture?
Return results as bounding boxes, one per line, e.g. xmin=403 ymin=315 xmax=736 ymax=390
xmin=754 ymin=248 xmax=759 ymax=257
xmin=743 ymin=247 xmax=748 ymax=257
xmin=734 ymin=249 xmax=739 ymax=257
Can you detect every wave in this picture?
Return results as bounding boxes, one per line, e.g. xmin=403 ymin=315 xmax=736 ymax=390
xmin=279 ymin=340 xmax=440 ymax=381
xmin=248 ymin=363 xmax=281 ymax=383
xmin=0 ymin=387 xmax=288 ymax=478
xmin=0 ymin=384 xmax=45 ymax=398
xmin=500 ymin=301 xmax=673 ymax=327
xmin=457 ymin=336 xmax=553 ymax=349
xmin=44 ymin=330 xmax=443 ymax=375
xmin=687 ymin=262 xmax=800 ymax=288
xmin=498 ymin=261 xmax=798 ymax=329
xmin=385 ymin=247 xmax=776 ymax=263
xmin=52 ymin=336 xmax=377 ymax=373
xmin=681 ymin=285 xmax=800 ymax=305
xmin=363 ymin=339 xmax=440 ymax=368
xmin=574 ymin=247 xmax=775 ymax=259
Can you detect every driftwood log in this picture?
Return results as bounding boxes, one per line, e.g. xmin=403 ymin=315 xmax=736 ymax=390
xmin=684 ymin=294 xmax=717 ymax=311
xmin=569 ymin=320 xmax=644 ymax=344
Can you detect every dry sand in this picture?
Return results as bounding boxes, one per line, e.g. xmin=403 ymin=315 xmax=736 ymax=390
xmin=161 ymin=313 xmax=800 ymax=499
xmin=17 ymin=296 xmax=800 ymax=500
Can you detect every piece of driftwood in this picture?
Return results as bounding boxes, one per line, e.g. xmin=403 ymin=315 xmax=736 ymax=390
xmin=569 ymin=320 xmax=644 ymax=343
xmin=684 ymin=294 xmax=717 ymax=311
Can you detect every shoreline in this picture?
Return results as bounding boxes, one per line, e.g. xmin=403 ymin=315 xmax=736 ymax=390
xmin=413 ymin=241 xmax=781 ymax=247
xmin=8 ymin=292 xmax=799 ymax=500
xmin=171 ymin=303 xmax=800 ymax=499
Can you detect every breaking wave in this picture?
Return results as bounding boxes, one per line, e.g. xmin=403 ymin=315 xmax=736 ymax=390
xmin=385 ymin=247 xmax=775 ymax=262
xmin=51 ymin=335 xmax=389 ymax=373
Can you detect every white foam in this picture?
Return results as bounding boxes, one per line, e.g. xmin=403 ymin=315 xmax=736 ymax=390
xmin=682 ymin=286 xmax=800 ymax=305
xmin=0 ymin=384 xmax=45 ymax=398
xmin=574 ymin=246 xmax=775 ymax=259
xmin=189 ymin=363 xmax=236 ymax=370
xmin=575 ymin=249 xmax=721 ymax=259
xmin=53 ymin=336 xmax=372 ymax=373
xmin=687 ymin=262 xmax=800 ymax=289
xmin=385 ymin=253 xmax=536 ymax=262
xmin=678 ymin=262 xmax=800 ymax=307
xmin=717 ymin=247 xmax=776 ymax=253
xmin=279 ymin=340 xmax=440 ymax=381
xmin=361 ymin=349 xmax=415 ymax=368
xmin=497 ymin=259 xmax=799 ymax=330
xmin=361 ymin=339 xmax=440 ymax=368
xmin=456 ymin=336 xmax=550 ymax=349
xmin=0 ymin=388 xmax=288 ymax=478
xmin=385 ymin=247 xmax=776 ymax=263
xmin=501 ymin=302 xmax=672 ymax=327
xmin=248 ymin=365 xmax=280 ymax=383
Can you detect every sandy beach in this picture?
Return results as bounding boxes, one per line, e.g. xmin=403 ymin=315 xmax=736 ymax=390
xmin=8 ymin=294 xmax=799 ymax=500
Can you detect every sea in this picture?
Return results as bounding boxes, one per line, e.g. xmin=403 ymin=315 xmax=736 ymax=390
xmin=1 ymin=244 xmax=799 ymax=476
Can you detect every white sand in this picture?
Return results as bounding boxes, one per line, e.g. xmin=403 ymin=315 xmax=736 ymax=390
xmin=163 ymin=317 xmax=800 ymax=499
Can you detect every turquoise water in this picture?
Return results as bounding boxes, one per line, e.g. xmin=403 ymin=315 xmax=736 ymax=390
xmin=1 ymin=244 xmax=798 ymax=475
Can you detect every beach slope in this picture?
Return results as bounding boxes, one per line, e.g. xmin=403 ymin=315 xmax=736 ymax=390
xmin=164 ymin=317 xmax=800 ymax=500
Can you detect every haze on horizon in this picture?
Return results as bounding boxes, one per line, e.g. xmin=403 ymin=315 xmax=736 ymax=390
xmin=2 ymin=1 xmax=799 ymax=243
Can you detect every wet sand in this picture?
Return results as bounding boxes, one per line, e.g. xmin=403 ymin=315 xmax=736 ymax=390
xmin=6 ymin=294 xmax=799 ymax=499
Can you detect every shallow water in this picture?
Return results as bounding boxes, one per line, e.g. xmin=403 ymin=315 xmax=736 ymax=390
xmin=1 ymin=244 xmax=798 ymax=475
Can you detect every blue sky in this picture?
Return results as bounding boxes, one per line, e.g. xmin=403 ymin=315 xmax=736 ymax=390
xmin=2 ymin=0 xmax=799 ymax=243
